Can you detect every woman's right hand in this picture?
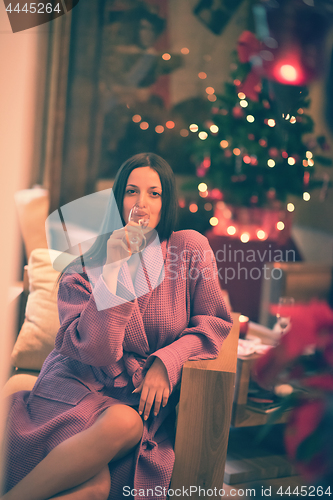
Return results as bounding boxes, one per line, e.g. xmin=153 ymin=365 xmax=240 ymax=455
xmin=104 ymin=222 xmax=146 ymax=266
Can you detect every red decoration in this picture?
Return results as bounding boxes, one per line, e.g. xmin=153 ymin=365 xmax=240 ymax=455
xmin=237 ymin=31 xmax=262 ymax=102
xmin=253 ymin=301 xmax=333 ymax=484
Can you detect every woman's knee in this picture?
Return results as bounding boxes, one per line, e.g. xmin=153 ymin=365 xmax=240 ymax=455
xmin=99 ymin=405 xmax=143 ymax=446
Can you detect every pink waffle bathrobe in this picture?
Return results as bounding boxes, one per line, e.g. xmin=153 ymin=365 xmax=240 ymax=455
xmin=4 ymin=229 xmax=232 ymax=499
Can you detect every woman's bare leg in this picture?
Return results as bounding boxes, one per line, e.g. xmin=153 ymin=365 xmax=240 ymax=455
xmin=48 ymin=467 xmax=111 ymax=500
xmin=2 ymin=404 xmax=143 ymax=500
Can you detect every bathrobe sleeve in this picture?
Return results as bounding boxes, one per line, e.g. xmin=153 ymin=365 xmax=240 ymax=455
xmin=55 ymin=269 xmax=135 ymax=366
xmin=145 ymin=232 xmax=232 ymax=392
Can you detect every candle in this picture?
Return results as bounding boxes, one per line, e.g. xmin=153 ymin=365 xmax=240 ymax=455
xmin=239 ymin=314 xmax=249 ymax=338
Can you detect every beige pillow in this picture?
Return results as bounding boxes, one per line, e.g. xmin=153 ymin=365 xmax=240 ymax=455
xmin=11 ymin=249 xmax=74 ymax=370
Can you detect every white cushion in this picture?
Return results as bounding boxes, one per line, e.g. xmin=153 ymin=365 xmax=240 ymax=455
xmin=11 ymin=249 xmax=75 ymax=370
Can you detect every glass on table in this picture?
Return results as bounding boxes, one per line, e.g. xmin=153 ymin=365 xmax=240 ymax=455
xmin=121 ymin=204 xmax=150 ymax=254
xmin=276 ymin=296 xmax=295 ymax=335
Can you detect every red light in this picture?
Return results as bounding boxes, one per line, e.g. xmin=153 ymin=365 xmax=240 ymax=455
xmin=271 ymin=49 xmax=306 ymax=86
xmin=280 ymin=64 xmax=297 ymax=82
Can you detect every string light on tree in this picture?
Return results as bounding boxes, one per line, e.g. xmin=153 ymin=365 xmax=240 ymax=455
xmin=257 ymin=230 xmax=267 ymax=240
xmin=227 ymin=226 xmax=236 ymax=236
xmin=198 ymin=183 xmax=208 ymax=192
xmin=240 ymin=233 xmax=250 ymax=243
xmin=209 ymin=217 xmax=218 ymax=226
xmin=166 ymin=121 xmax=175 ymax=129
xmin=287 ymin=203 xmax=295 ymax=212
xmin=303 ymin=192 xmax=311 ymax=201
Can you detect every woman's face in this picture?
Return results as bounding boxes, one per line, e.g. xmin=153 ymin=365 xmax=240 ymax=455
xmin=123 ymin=167 xmax=162 ymax=229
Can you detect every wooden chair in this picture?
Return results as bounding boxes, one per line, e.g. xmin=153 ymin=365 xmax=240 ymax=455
xmin=171 ymin=313 xmax=239 ymax=494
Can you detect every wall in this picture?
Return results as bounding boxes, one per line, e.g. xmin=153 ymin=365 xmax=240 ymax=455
xmin=0 ymin=4 xmax=47 ymax=489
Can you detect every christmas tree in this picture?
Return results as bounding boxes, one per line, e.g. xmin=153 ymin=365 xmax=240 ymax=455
xmin=189 ymin=31 xmax=332 ymax=210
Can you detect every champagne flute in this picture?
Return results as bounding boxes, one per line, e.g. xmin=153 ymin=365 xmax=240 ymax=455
xmin=276 ymin=296 xmax=295 ymax=335
xmin=121 ymin=204 xmax=150 ymax=254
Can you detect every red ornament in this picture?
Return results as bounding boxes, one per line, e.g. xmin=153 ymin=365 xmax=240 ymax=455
xmin=248 ymin=133 xmax=255 ymax=141
xmin=251 ymin=156 xmax=258 ymax=166
xmin=203 ymin=157 xmax=211 ymax=169
xmin=303 ymin=171 xmax=310 ymax=186
xmin=250 ymin=195 xmax=258 ymax=204
xmin=282 ymin=151 xmax=288 ymax=158
xmin=210 ymin=188 xmax=223 ymax=200
xmin=232 ymin=106 xmax=244 ymax=119
xmin=224 ymin=149 xmax=232 ymax=158
xmin=263 ymin=100 xmax=270 ymax=109
xmin=268 ymin=147 xmax=279 ymax=157
xmin=196 ymin=167 xmax=205 ymax=177
xmin=267 ymin=188 xmax=276 ymax=200
xmin=259 ymin=138 xmax=267 ymax=147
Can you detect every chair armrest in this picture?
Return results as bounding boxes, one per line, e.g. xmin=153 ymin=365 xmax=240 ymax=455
xmin=171 ymin=313 xmax=240 ymax=494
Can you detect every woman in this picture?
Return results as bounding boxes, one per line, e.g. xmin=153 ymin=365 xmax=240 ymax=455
xmin=2 ymin=153 xmax=232 ymax=500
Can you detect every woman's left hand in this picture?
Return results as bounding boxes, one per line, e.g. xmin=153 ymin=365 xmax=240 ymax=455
xmin=133 ymin=358 xmax=170 ymax=420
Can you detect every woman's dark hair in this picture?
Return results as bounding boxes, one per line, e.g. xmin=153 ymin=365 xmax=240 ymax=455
xmin=58 ymin=153 xmax=178 ymax=276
